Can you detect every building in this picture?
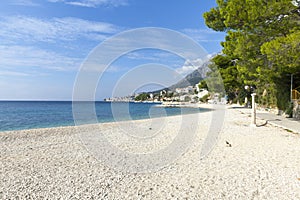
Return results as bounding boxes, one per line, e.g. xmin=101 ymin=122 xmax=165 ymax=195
xmin=197 ymin=88 xmax=209 ymax=99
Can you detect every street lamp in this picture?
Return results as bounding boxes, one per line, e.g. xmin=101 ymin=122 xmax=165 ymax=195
xmin=251 ymin=93 xmax=257 ymax=127
xmin=291 ymin=74 xmax=293 ymax=102
xmin=245 ymin=85 xmax=257 ymax=127
xmin=244 ymin=85 xmax=250 ymax=107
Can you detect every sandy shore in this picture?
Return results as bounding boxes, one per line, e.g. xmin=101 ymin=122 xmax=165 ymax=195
xmin=1 ymin=106 xmax=300 ymax=199
xmin=156 ymin=102 xmax=218 ymax=109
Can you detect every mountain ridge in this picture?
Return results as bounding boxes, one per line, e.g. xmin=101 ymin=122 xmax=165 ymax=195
xmin=150 ymin=60 xmax=212 ymax=94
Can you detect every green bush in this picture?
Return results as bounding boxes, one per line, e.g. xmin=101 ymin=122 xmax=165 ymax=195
xmin=200 ymin=94 xmax=210 ymax=103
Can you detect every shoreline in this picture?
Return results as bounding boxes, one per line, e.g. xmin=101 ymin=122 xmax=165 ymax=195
xmin=0 ymin=108 xmax=213 ymax=135
xmin=156 ymin=101 xmax=209 ymax=108
xmin=1 ymin=107 xmax=300 ymax=199
xmin=0 ymin=104 xmax=214 ymax=134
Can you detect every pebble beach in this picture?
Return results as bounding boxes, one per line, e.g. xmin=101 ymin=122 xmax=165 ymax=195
xmin=1 ymin=106 xmax=300 ymax=199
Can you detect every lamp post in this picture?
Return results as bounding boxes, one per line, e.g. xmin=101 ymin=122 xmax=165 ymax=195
xmin=244 ymin=85 xmax=249 ymax=107
xmin=291 ymin=74 xmax=293 ymax=102
xmin=250 ymin=93 xmax=257 ymax=127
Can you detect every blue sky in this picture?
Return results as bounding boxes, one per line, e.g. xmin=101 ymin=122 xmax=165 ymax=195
xmin=0 ymin=0 xmax=225 ymax=100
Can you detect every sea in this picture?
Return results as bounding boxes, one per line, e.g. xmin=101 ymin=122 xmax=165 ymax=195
xmin=0 ymin=101 xmax=208 ymax=132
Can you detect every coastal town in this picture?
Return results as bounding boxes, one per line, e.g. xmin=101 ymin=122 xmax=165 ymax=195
xmin=1 ymin=0 xmax=300 ymax=199
xmin=104 ymin=84 xmax=226 ymax=104
xmin=104 ymin=81 xmax=300 ymax=119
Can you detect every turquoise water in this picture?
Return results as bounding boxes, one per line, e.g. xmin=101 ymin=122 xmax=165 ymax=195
xmin=0 ymin=101 xmax=208 ymax=132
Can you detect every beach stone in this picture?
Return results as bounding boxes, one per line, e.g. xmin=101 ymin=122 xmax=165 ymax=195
xmin=1 ymin=108 xmax=300 ymax=199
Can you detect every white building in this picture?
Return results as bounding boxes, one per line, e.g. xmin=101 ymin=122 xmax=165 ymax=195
xmin=175 ymin=86 xmax=194 ymax=94
xmin=197 ymin=88 xmax=209 ymax=98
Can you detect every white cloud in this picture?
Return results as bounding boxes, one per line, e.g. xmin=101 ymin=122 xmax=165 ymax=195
xmin=175 ymin=65 xmax=197 ymax=76
xmin=10 ymin=0 xmax=40 ymax=6
xmin=182 ymin=28 xmax=225 ymax=43
xmin=0 ymin=70 xmax=30 ymax=77
xmin=0 ymin=45 xmax=81 ymax=71
xmin=48 ymin=0 xmax=128 ymax=7
xmin=175 ymin=58 xmax=205 ymax=76
xmin=126 ymin=51 xmax=179 ymax=62
xmin=0 ymin=16 xmax=126 ymax=76
xmin=0 ymin=15 xmax=120 ymax=43
xmin=206 ymin=53 xmax=218 ymax=59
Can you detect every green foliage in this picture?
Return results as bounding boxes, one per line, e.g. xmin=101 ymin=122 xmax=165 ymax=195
xmin=198 ymin=80 xmax=208 ymax=89
xmin=184 ymin=96 xmax=191 ymax=102
xmin=200 ymin=94 xmax=210 ymax=103
xmin=205 ymin=62 xmax=226 ymax=95
xmin=135 ymin=93 xmax=149 ymax=101
xmin=261 ymin=31 xmax=300 ymax=74
xmin=255 ymin=83 xmax=277 ymax=108
xmin=285 ymin=102 xmax=294 ymax=118
xmin=212 ymin=55 xmax=241 ymax=101
xmin=197 ymin=55 xmax=241 ymax=102
xmin=165 ymin=92 xmax=174 ymax=98
xmin=193 ymin=96 xmax=199 ymax=102
xmin=204 ymin=0 xmax=300 ymax=110
xmin=203 ymin=7 xmax=226 ymax=31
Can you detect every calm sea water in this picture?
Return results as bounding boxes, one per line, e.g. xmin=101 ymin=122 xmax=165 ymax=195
xmin=0 ymin=101 xmax=208 ymax=132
